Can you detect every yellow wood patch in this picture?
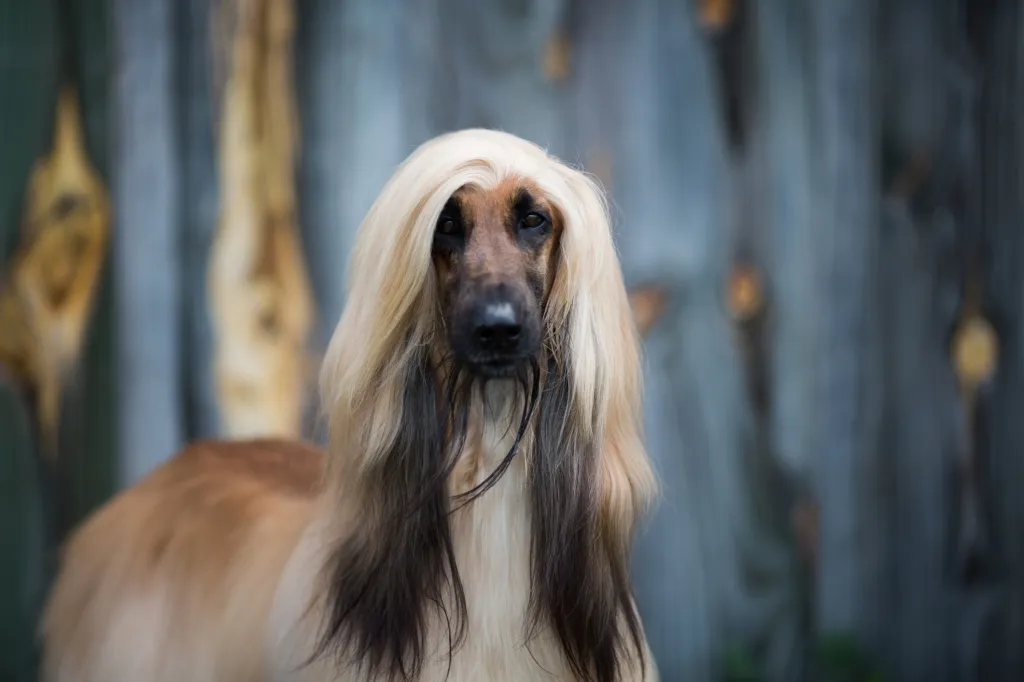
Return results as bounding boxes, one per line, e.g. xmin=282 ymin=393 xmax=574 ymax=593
xmin=0 ymin=85 xmax=110 ymax=457
xmin=208 ymin=0 xmax=315 ymax=440
xmin=697 ymin=0 xmax=736 ymax=31
xmin=727 ymin=265 xmax=763 ymax=321
xmin=953 ymin=315 xmax=998 ymax=389
xmin=544 ymin=33 xmax=571 ymax=82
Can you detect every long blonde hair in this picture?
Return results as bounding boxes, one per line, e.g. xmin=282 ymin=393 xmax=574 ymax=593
xmin=313 ymin=129 xmax=657 ymax=682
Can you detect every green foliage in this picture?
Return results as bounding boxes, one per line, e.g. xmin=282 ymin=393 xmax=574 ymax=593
xmin=720 ymin=644 xmax=762 ymax=682
xmin=717 ymin=633 xmax=883 ymax=682
xmin=816 ymin=633 xmax=882 ymax=682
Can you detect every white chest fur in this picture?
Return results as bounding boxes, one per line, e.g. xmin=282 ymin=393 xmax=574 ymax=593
xmin=430 ymin=412 xmax=567 ymax=681
xmin=268 ymin=390 xmax=571 ymax=682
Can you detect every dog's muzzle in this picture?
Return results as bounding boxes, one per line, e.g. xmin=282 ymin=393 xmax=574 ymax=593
xmin=455 ymin=285 xmax=539 ymax=378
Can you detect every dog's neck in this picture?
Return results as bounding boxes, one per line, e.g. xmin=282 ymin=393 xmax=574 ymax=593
xmin=448 ymin=379 xmax=528 ymax=494
xmin=442 ymin=379 xmax=566 ymax=674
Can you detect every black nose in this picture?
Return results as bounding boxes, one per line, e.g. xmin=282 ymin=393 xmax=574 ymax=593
xmin=473 ymin=302 xmax=522 ymax=353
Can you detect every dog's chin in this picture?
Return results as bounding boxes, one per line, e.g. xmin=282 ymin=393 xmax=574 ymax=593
xmin=467 ymin=357 xmax=528 ymax=380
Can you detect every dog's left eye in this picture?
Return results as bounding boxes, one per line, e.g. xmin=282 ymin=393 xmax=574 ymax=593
xmin=520 ymin=213 xmax=546 ymax=230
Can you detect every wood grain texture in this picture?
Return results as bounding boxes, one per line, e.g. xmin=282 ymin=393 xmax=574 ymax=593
xmin=208 ymin=0 xmax=315 ymax=441
xmin=296 ymin=0 xmax=429 ymax=350
xmin=179 ymin=0 xmax=222 ymax=440
xmin=0 ymin=86 xmax=110 ymax=460
xmin=976 ymin=1 xmax=1024 ymax=678
xmin=112 ymin=0 xmax=184 ymax=484
xmin=874 ymin=4 xmax=987 ymax=679
xmin=606 ymin=3 xmax=757 ymax=681
xmin=810 ymin=0 xmax=882 ymax=640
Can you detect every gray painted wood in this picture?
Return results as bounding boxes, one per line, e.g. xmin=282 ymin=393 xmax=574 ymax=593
xmin=0 ymin=377 xmax=45 ymax=682
xmin=754 ymin=0 xmax=817 ymax=488
xmin=111 ymin=0 xmax=184 ymax=483
xmin=297 ymin=0 xmax=431 ymax=354
xmin=735 ymin=3 xmax=815 ymax=679
xmin=0 ymin=7 xmax=54 ymax=678
xmin=435 ymin=0 xmax=570 ymax=157
xmin=872 ymin=3 xmax=985 ymax=680
xmin=179 ymin=0 xmax=222 ymax=439
xmin=60 ymin=0 xmax=119 ymax=528
xmin=809 ymin=0 xmax=883 ymax=641
xmin=876 ymin=201 xmax=963 ymax=681
xmin=977 ymin=2 xmax=1024 ymax=679
xmin=610 ymin=3 xmax=758 ymax=681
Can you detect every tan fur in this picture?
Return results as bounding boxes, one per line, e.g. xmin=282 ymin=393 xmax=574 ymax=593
xmin=41 ymin=129 xmax=659 ymax=682
xmin=432 ymin=178 xmax=561 ymax=321
xmin=41 ymin=422 xmax=656 ymax=682
xmin=41 ymin=439 xmax=321 ymax=682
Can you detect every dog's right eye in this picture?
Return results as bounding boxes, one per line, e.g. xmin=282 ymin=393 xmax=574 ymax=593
xmin=434 ymin=211 xmax=465 ymax=251
xmin=435 ymin=198 xmax=465 ymax=247
xmin=438 ymin=216 xmax=460 ymax=236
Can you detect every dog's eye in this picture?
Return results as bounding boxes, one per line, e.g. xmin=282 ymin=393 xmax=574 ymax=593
xmin=520 ymin=213 xmax=546 ymax=230
xmin=437 ymin=215 xmax=461 ymax=236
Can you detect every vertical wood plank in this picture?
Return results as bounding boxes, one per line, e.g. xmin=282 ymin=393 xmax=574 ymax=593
xmin=111 ymin=0 xmax=184 ymax=483
xmin=56 ymin=0 xmax=118 ymax=531
xmin=729 ymin=2 xmax=817 ymax=677
xmin=810 ymin=0 xmax=882 ymax=641
xmin=178 ymin=0 xmax=222 ymax=440
xmin=0 ymin=2 xmax=58 ymax=679
xmin=875 ymin=2 xmax=983 ymax=680
xmin=977 ymin=1 xmax=1024 ymax=679
xmin=296 ymin=0 xmax=429 ymax=354
xmin=435 ymin=0 xmax=570 ymax=157
xmin=565 ymin=0 xmax=625 ymax=181
xmin=0 ymin=378 xmax=44 ymax=682
xmin=754 ymin=0 xmax=817 ymax=487
xmin=611 ymin=2 xmax=755 ymax=680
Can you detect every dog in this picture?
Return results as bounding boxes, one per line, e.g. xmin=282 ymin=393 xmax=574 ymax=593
xmin=40 ymin=129 xmax=660 ymax=682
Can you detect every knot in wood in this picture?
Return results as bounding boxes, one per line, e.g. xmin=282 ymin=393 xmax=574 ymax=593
xmin=697 ymin=0 xmax=736 ymax=32
xmin=727 ymin=265 xmax=762 ymax=322
xmin=543 ymin=33 xmax=571 ymax=82
xmin=953 ymin=315 xmax=998 ymax=388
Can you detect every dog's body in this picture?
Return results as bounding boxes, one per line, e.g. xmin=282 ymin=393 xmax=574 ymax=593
xmin=40 ymin=439 xmax=319 ymax=682
xmin=43 ymin=418 xmax=653 ymax=682
xmin=40 ymin=442 xmax=620 ymax=682
xmin=41 ymin=130 xmax=658 ymax=682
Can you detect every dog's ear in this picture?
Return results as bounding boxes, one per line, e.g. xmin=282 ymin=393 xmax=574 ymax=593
xmin=315 ymin=349 xmax=469 ymax=681
xmin=528 ymin=353 xmax=648 ymax=682
xmin=628 ymin=285 xmax=670 ymax=337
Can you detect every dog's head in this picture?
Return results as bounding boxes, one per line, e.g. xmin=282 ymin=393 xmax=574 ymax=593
xmin=432 ymin=179 xmax=559 ymax=379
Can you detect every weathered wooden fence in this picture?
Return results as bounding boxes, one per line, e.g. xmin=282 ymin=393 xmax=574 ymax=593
xmin=2 ymin=1 xmax=1023 ymax=681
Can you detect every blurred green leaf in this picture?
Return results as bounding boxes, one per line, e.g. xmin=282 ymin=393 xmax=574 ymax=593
xmin=816 ymin=632 xmax=883 ymax=682
xmin=719 ymin=644 xmax=762 ymax=682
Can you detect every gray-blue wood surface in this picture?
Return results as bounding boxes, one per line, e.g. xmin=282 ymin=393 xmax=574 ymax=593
xmin=977 ymin=2 xmax=1024 ymax=678
xmin=3 ymin=1 xmax=1024 ymax=681
xmin=111 ymin=0 xmax=185 ymax=485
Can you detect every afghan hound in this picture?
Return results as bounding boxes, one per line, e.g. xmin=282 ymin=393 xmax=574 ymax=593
xmin=40 ymin=129 xmax=659 ymax=682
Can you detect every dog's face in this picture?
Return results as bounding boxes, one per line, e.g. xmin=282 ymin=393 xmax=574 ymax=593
xmin=432 ymin=178 xmax=560 ymax=378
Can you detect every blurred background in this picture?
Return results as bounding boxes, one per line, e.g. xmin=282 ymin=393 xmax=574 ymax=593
xmin=1 ymin=0 xmax=1023 ymax=681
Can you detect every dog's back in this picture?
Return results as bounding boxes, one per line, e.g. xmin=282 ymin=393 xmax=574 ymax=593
xmin=40 ymin=438 xmax=323 ymax=682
